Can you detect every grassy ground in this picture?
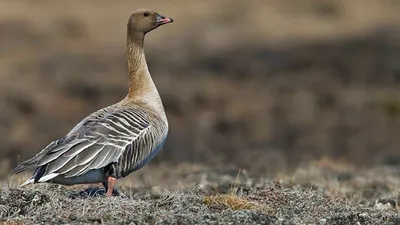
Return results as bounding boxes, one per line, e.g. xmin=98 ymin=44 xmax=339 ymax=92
xmin=2 ymin=159 xmax=400 ymax=224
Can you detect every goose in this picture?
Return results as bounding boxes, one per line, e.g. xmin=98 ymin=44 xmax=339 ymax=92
xmin=11 ymin=9 xmax=173 ymax=197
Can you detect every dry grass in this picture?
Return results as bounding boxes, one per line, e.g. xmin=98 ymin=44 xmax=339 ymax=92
xmin=204 ymin=193 xmax=276 ymax=215
xmin=203 ymin=169 xmax=275 ymax=214
xmin=1 ymin=161 xmax=400 ymax=224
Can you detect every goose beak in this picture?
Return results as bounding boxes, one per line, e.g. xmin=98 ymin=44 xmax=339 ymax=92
xmin=156 ymin=14 xmax=174 ymax=25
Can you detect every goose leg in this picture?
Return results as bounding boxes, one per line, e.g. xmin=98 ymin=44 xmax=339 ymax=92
xmin=102 ymin=181 xmax=108 ymax=193
xmin=106 ymin=176 xmax=117 ymax=197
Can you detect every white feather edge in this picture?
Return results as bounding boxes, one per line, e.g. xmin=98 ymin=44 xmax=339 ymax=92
xmin=20 ymin=178 xmax=34 ymax=187
xmin=20 ymin=173 xmax=60 ymax=187
xmin=38 ymin=173 xmax=59 ymax=183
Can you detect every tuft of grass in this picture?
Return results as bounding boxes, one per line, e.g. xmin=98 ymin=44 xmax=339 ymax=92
xmin=203 ymin=193 xmax=275 ymax=215
xmin=203 ymin=169 xmax=275 ymax=214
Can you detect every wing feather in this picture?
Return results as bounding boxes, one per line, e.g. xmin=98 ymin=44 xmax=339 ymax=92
xmin=64 ymin=162 xmax=91 ymax=178
xmin=13 ymin=105 xmax=152 ymax=183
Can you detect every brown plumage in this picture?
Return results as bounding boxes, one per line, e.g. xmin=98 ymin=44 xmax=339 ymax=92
xmin=11 ymin=9 xmax=173 ymax=197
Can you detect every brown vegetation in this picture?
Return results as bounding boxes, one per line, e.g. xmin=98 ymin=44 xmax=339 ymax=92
xmin=2 ymin=160 xmax=400 ymax=224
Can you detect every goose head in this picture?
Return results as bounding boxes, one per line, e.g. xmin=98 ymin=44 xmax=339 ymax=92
xmin=128 ymin=9 xmax=174 ymax=34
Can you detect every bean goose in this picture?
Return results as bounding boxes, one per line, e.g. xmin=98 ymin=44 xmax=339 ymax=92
xmin=11 ymin=9 xmax=173 ymax=197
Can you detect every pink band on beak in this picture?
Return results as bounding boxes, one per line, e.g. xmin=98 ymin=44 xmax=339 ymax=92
xmin=158 ymin=18 xmax=174 ymax=24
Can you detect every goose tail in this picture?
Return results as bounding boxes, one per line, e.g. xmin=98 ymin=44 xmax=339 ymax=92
xmin=11 ymin=159 xmax=38 ymax=175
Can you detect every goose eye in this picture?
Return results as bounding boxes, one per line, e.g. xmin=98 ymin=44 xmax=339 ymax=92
xmin=144 ymin=12 xmax=149 ymax=17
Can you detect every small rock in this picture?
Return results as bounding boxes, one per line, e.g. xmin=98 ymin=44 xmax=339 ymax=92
xmin=89 ymin=217 xmax=102 ymax=224
xmin=69 ymin=214 xmax=77 ymax=221
xmin=150 ymin=186 xmax=163 ymax=199
xmin=375 ymin=199 xmax=396 ymax=210
xmin=370 ymin=212 xmax=382 ymax=218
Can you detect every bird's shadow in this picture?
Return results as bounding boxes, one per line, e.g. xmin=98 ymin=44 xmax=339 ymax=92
xmin=68 ymin=187 xmax=123 ymax=199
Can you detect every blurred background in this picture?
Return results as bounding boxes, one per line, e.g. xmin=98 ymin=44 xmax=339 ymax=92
xmin=1 ymin=0 xmax=400 ymax=179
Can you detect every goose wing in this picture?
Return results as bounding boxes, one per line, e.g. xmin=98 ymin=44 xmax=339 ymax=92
xmin=12 ymin=105 xmax=151 ymax=182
